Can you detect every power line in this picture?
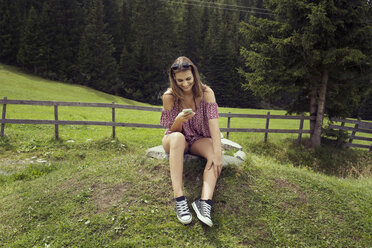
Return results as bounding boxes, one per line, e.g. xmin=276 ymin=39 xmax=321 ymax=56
xmin=162 ymin=1 xmax=273 ymax=15
xmin=161 ymin=0 xmax=272 ymax=14
xmin=186 ymin=0 xmax=271 ymax=13
xmin=159 ymin=0 xmax=274 ymax=16
xmin=160 ymin=0 xmax=372 ymax=22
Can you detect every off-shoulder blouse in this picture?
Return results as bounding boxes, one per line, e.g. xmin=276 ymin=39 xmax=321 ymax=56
xmin=160 ymin=98 xmax=219 ymax=146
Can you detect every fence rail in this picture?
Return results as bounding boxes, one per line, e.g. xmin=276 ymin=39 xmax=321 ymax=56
xmin=5 ymin=97 xmax=371 ymax=150
xmin=329 ymin=117 xmax=372 ymax=151
xmin=0 ymin=97 xmax=315 ymax=143
xmin=0 ymin=98 xmax=163 ymax=111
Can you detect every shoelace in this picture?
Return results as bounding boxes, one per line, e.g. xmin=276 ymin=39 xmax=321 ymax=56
xmin=202 ymin=201 xmax=212 ymax=219
xmin=176 ymin=200 xmax=191 ymax=217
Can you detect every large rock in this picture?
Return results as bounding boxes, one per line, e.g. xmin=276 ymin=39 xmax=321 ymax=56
xmin=146 ymin=145 xmax=243 ymax=166
xmin=222 ymin=155 xmax=244 ymax=166
xmin=146 ymin=145 xmax=169 ymax=160
xmin=221 ymin=138 xmax=242 ymax=150
xmin=146 ymin=145 xmax=201 ymax=161
xmin=234 ymin=150 xmax=247 ymax=161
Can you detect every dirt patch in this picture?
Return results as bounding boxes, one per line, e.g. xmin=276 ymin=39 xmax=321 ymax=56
xmin=0 ymin=158 xmax=27 ymax=165
xmin=274 ymin=178 xmax=298 ymax=190
xmin=274 ymin=179 xmax=308 ymax=207
xmin=0 ymin=157 xmax=52 ymax=175
xmin=0 ymin=158 xmax=29 ymax=174
xmin=51 ymin=170 xmax=93 ymax=198
xmin=90 ymin=182 xmax=131 ymax=212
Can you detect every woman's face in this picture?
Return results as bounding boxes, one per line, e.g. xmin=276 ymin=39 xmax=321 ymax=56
xmin=174 ymin=70 xmax=194 ymax=93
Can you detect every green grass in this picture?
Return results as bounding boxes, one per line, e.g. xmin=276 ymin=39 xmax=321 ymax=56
xmin=1 ymin=64 xmax=372 ymax=247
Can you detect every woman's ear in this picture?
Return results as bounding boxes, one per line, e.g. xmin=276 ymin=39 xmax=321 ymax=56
xmin=172 ymin=73 xmax=177 ymax=81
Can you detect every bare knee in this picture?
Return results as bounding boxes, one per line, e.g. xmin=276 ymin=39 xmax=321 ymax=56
xmin=163 ymin=132 xmax=188 ymax=153
xmin=169 ymin=132 xmax=187 ymax=150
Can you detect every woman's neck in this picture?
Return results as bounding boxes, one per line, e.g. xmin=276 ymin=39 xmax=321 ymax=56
xmin=180 ymin=93 xmax=196 ymax=109
xmin=183 ymin=91 xmax=194 ymax=98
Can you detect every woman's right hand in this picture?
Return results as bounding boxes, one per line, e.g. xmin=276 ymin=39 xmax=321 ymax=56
xmin=170 ymin=110 xmax=195 ymax=132
xmin=176 ymin=111 xmax=195 ymax=123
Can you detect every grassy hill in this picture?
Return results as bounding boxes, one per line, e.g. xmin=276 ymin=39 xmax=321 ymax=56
xmin=0 ymin=64 xmax=371 ymax=247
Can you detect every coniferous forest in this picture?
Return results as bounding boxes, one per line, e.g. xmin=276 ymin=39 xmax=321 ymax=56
xmin=1 ymin=0 xmax=372 ymax=120
xmin=0 ymin=0 xmax=260 ymax=108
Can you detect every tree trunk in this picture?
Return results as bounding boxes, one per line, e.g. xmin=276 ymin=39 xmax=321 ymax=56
xmin=311 ymin=68 xmax=328 ymax=147
xmin=309 ymin=84 xmax=317 ymax=140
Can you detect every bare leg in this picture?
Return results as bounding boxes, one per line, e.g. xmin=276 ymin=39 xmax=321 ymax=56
xmin=162 ymin=132 xmax=188 ymax=198
xmin=189 ymin=138 xmax=218 ymax=200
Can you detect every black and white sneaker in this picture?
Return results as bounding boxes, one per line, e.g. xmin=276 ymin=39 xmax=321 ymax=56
xmin=175 ymin=196 xmax=192 ymax=225
xmin=192 ymin=199 xmax=213 ymax=227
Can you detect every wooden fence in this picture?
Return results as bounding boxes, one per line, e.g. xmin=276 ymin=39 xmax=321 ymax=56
xmin=329 ymin=118 xmax=372 ymax=151
xmin=1 ymin=97 xmax=315 ymax=144
xmin=0 ymin=97 xmax=164 ymax=140
xmin=3 ymin=97 xmax=371 ymax=151
xmin=220 ymin=112 xmax=313 ymax=144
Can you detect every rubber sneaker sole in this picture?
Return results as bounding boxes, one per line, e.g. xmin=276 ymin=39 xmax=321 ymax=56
xmin=192 ymin=202 xmax=213 ymax=227
xmin=177 ymin=214 xmax=192 ymax=225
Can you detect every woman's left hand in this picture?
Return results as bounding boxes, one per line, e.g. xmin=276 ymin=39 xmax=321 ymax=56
xmin=207 ymin=153 xmax=223 ymax=178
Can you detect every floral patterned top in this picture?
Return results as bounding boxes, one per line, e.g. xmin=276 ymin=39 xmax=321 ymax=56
xmin=160 ymin=97 xmax=219 ymax=146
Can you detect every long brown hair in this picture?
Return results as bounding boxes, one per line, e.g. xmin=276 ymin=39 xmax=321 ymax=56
xmin=166 ymin=56 xmax=205 ymax=102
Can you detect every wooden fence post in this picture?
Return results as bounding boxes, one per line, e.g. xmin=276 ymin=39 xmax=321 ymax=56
xmin=54 ymin=104 xmax=59 ymax=139
xmin=297 ymin=113 xmax=305 ymax=145
xmin=1 ymin=96 xmax=7 ymax=137
xmin=340 ymin=121 xmax=345 ymax=128
xmin=348 ymin=118 xmax=360 ymax=147
xmin=226 ymin=112 xmax=231 ymax=139
xmin=112 ymin=102 xmax=116 ymax=139
xmin=264 ymin=112 xmax=270 ymax=143
xmin=337 ymin=120 xmax=345 ymax=145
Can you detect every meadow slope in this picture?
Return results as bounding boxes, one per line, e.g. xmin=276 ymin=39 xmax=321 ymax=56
xmin=0 ymin=64 xmax=371 ymax=247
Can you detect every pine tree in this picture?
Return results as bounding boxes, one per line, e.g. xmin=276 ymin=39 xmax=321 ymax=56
xmin=103 ymin=0 xmax=121 ymax=62
xmin=119 ymin=0 xmax=176 ymax=104
xmin=17 ymin=6 xmax=43 ymax=73
xmin=35 ymin=1 xmax=55 ymax=76
xmin=15 ymin=0 xmax=84 ymax=81
xmin=119 ymin=0 xmax=132 ymax=53
xmin=239 ymin=0 xmax=372 ymax=147
xmin=77 ymin=0 xmax=118 ymax=93
xmin=200 ymin=0 xmax=245 ymax=107
xmin=178 ymin=1 xmax=203 ymax=64
xmin=201 ymin=4 xmax=221 ymax=80
xmin=0 ymin=0 xmax=22 ymax=64
xmin=118 ymin=46 xmax=137 ymax=97
xmin=50 ymin=0 xmax=85 ymax=82
xmin=115 ymin=1 xmax=134 ymax=96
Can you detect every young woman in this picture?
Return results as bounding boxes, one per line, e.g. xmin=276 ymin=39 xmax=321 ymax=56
xmin=160 ymin=56 xmax=222 ymax=227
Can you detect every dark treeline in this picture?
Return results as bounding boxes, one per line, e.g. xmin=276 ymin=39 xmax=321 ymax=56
xmin=0 ymin=0 xmax=262 ymax=107
xmin=1 ymin=0 xmax=371 ymax=121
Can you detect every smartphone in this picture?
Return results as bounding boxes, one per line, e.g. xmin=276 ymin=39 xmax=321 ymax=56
xmin=182 ymin=108 xmax=193 ymax=114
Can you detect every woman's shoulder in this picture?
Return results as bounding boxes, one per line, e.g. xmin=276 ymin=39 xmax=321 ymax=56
xmin=162 ymin=89 xmax=175 ymax=110
xmin=202 ymin=86 xmax=216 ymax=103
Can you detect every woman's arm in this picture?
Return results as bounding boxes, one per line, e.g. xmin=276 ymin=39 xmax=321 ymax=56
xmin=162 ymin=94 xmax=194 ymax=133
xmin=205 ymin=87 xmax=223 ymax=177
xmin=209 ymin=119 xmax=222 ymax=156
